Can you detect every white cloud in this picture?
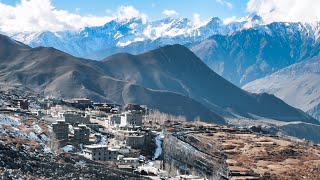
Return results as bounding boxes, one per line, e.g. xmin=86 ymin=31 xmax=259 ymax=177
xmin=216 ymin=0 xmax=233 ymax=9
xmin=247 ymin=0 xmax=320 ymax=23
xmin=162 ymin=9 xmax=178 ymax=16
xmin=114 ymin=5 xmax=148 ymax=23
xmin=0 ymin=0 xmax=148 ymax=34
xmin=223 ymin=16 xmax=237 ymax=24
xmin=192 ymin=13 xmax=202 ymax=25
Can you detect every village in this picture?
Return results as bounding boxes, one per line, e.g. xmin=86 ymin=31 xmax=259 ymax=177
xmin=0 ymin=88 xmax=200 ymax=179
xmin=1 ymin=88 xmax=320 ymax=180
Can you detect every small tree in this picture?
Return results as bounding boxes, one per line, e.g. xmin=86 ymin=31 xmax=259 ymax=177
xmin=194 ymin=116 xmax=201 ymax=129
xmin=147 ymin=109 xmax=187 ymax=127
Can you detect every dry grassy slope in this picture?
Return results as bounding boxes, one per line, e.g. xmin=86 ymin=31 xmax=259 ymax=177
xmin=167 ymin=122 xmax=320 ymax=179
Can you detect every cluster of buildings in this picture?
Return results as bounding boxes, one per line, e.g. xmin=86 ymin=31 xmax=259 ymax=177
xmin=47 ymin=98 xmax=149 ymax=168
xmin=0 ymin=92 xmax=168 ymax=177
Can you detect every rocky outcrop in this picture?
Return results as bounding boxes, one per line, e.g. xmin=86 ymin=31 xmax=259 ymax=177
xmin=162 ymin=134 xmax=229 ymax=179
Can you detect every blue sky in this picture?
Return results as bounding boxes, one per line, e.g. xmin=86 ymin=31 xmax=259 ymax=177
xmin=1 ymin=0 xmax=249 ymax=20
xmin=0 ymin=0 xmax=319 ymax=33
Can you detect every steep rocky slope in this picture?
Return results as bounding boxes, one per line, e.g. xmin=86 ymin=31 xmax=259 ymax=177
xmin=102 ymin=45 xmax=318 ymax=124
xmin=190 ymin=22 xmax=320 ymax=86
xmin=243 ymin=55 xmax=320 ymax=121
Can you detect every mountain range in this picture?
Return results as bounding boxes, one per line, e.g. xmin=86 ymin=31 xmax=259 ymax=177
xmin=10 ymin=14 xmax=262 ymax=60
xmin=1 ymin=34 xmax=318 ymax=127
xmin=3 ymin=13 xmax=320 ymax=142
xmin=9 ymin=15 xmax=320 ymax=88
xmin=190 ymin=21 xmax=320 ymax=86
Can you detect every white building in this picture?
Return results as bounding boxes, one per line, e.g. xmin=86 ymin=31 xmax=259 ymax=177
xmin=47 ymin=105 xmax=65 ymax=118
xmin=121 ymin=157 xmax=140 ymax=167
xmin=82 ymin=145 xmax=119 ymax=161
xmin=120 ymin=110 xmax=143 ymax=127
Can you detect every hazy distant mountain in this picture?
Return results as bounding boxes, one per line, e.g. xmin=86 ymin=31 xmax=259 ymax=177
xmin=243 ymin=55 xmax=320 ymax=121
xmin=190 ymin=22 xmax=320 ymax=86
xmin=10 ymin=15 xmax=260 ymax=60
xmin=0 ymin=34 xmax=317 ymax=125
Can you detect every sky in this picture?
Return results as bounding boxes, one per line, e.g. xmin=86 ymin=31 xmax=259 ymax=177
xmin=0 ymin=0 xmax=248 ymax=20
xmin=0 ymin=0 xmax=320 ymax=33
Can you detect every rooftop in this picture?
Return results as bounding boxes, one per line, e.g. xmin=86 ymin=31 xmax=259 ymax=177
xmin=53 ymin=120 xmax=66 ymax=124
xmin=123 ymin=157 xmax=139 ymax=160
xmin=84 ymin=144 xmax=108 ymax=149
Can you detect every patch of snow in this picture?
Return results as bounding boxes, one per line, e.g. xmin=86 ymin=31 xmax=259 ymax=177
xmin=0 ymin=114 xmax=21 ymax=125
xmin=98 ymin=135 xmax=108 ymax=145
xmin=69 ymin=125 xmax=74 ymax=134
xmin=0 ymin=126 xmax=8 ymax=135
xmin=28 ymin=132 xmax=41 ymax=141
xmin=76 ymin=160 xmax=87 ymax=165
xmin=62 ymin=145 xmax=74 ymax=152
xmin=32 ymin=123 xmax=43 ymax=134
xmin=154 ymin=132 xmax=164 ymax=159
xmin=117 ymin=40 xmax=132 ymax=47
xmin=47 ymin=125 xmax=52 ymax=133
xmin=42 ymin=144 xmax=52 ymax=154
xmin=40 ymin=134 xmax=49 ymax=141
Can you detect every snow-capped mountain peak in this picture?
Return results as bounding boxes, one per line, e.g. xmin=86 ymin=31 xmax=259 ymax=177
xmin=11 ymin=16 xmax=243 ymax=59
xmin=15 ymin=14 xmax=320 ymax=62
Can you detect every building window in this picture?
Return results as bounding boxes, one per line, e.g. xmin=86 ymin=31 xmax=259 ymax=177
xmin=109 ymin=157 xmax=111 ymax=159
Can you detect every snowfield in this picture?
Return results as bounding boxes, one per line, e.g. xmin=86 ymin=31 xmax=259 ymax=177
xmin=62 ymin=145 xmax=75 ymax=152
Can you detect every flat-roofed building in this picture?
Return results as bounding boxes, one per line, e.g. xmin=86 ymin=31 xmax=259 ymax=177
xmin=74 ymin=124 xmax=90 ymax=144
xmin=64 ymin=112 xmax=90 ymax=125
xmin=120 ymin=157 xmax=140 ymax=167
xmin=12 ymin=99 xmax=29 ymax=110
xmin=126 ymin=135 xmax=145 ymax=149
xmin=71 ymin=98 xmax=93 ymax=105
xmin=82 ymin=145 xmax=119 ymax=161
xmin=86 ymin=123 xmax=104 ymax=132
xmin=120 ymin=110 xmax=143 ymax=127
xmin=52 ymin=120 xmax=69 ymax=140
